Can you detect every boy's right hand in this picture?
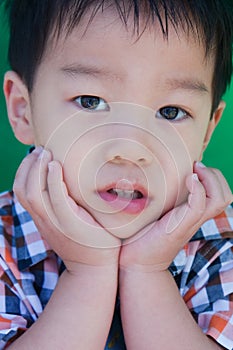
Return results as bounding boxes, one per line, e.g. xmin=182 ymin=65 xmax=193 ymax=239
xmin=13 ymin=146 xmax=120 ymax=272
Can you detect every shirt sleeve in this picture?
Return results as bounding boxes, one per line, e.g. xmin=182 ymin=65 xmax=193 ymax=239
xmin=0 ymin=313 xmax=27 ymax=348
xmin=0 ymin=192 xmax=60 ymax=348
xmin=181 ymin=238 xmax=233 ymax=350
xmin=0 ymin=255 xmax=37 ymax=349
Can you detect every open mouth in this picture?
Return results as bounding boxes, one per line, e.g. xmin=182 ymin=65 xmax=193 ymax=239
xmin=107 ymin=188 xmax=144 ymax=200
xmin=98 ymin=182 xmax=147 ymax=214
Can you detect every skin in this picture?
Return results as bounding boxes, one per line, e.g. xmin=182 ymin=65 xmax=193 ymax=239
xmin=4 ymin=13 xmax=228 ymax=240
xmin=3 ymin=10 xmax=233 ymax=350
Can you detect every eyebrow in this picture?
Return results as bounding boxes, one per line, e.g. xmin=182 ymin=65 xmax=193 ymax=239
xmin=60 ymin=63 xmax=120 ymax=80
xmin=61 ymin=63 xmax=209 ymax=94
xmin=164 ymin=77 xmax=209 ymax=94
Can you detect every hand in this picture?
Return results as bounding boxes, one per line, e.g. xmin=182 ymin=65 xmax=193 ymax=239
xmin=13 ymin=147 xmax=120 ymax=272
xmin=120 ymin=162 xmax=233 ymax=272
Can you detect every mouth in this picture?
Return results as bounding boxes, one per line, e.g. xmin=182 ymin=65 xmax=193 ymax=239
xmin=107 ymin=188 xmax=144 ymax=200
xmin=98 ymin=181 xmax=148 ymax=214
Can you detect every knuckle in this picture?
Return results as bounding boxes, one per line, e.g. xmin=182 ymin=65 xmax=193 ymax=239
xmin=51 ymin=197 xmax=63 ymax=209
xmin=26 ymin=194 xmax=39 ymax=208
xmin=208 ymin=168 xmax=223 ymax=181
xmin=13 ymin=179 xmax=24 ymax=198
xmin=226 ymin=192 xmax=233 ymax=205
xmin=208 ymin=201 xmax=226 ymax=218
xmin=210 ymin=167 xmax=222 ymax=175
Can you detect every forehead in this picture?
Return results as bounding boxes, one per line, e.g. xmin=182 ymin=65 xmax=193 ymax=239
xmin=45 ymin=3 xmax=208 ymax=56
xmin=34 ymin=9 xmax=214 ymax=109
xmin=42 ymin=7 xmax=213 ymax=74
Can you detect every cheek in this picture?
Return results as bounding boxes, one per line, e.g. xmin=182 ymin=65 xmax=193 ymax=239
xmin=174 ymin=121 xmax=209 ymax=167
xmin=157 ymin=133 xmax=201 ymax=209
xmin=61 ymin=138 xmax=102 ymax=206
xmin=162 ymin=162 xmax=190 ymax=210
xmin=163 ymin=128 xmax=208 ymax=208
xmin=62 ymin=148 xmax=90 ymax=199
xmin=185 ymin=135 xmax=206 ymax=163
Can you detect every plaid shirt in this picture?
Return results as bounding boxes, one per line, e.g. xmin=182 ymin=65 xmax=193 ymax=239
xmin=0 ymin=191 xmax=233 ymax=349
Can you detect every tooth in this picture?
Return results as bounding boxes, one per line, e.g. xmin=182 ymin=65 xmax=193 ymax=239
xmin=108 ymin=188 xmax=144 ymax=200
xmin=108 ymin=189 xmax=132 ymax=199
xmin=115 ymin=189 xmax=134 ymax=199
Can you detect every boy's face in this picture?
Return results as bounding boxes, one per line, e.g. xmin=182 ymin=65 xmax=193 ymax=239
xmin=7 ymin=11 xmax=224 ymax=238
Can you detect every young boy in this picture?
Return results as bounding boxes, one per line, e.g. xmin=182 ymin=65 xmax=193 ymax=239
xmin=0 ymin=0 xmax=233 ymax=349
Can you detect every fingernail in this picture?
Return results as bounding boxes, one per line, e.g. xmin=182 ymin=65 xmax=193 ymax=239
xmin=48 ymin=162 xmax=54 ymax=172
xmin=196 ymin=161 xmax=206 ymax=168
xmin=33 ymin=146 xmax=43 ymax=154
xmin=38 ymin=149 xmax=50 ymax=160
xmin=192 ymin=173 xmax=199 ymax=181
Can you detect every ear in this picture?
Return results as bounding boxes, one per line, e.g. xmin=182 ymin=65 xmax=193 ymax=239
xmin=199 ymin=100 xmax=226 ymax=160
xmin=3 ymin=71 xmax=35 ymax=145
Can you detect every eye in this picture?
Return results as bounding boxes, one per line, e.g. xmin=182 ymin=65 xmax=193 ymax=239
xmin=74 ymin=95 xmax=110 ymax=112
xmin=156 ymin=106 xmax=189 ymax=121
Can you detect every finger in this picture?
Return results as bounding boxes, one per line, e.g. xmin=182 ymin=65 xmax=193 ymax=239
xmin=47 ymin=161 xmax=118 ymax=248
xmin=13 ymin=146 xmax=43 ymax=208
xmin=164 ymin=173 xmax=206 ymax=234
xmin=194 ymin=163 xmax=232 ymax=216
xmin=211 ymin=168 xmax=233 ymax=204
xmin=122 ymin=174 xmax=207 ymax=268
xmin=23 ymin=148 xmax=53 ymax=216
xmin=187 ymin=173 xmax=206 ymax=212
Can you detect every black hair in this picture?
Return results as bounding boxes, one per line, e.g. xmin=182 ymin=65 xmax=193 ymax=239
xmin=3 ymin=0 xmax=233 ymax=114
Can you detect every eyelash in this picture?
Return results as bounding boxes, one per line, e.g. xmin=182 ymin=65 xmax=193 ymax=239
xmin=73 ymin=95 xmax=191 ymax=121
xmin=73 ymin=95 xmax=110 ymax=112
xmin=155 ymin=106 xmax=190 ymax=121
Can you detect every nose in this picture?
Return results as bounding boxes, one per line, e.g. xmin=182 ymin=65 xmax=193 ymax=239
xmin=105 ymin=139 xmax=153 ymax=166
xmin=103 ymin=102 xmax=155 ymax=166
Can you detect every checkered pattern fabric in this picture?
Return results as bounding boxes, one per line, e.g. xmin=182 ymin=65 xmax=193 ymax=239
xmin=0 ymin=190 xmax=233 ymax=349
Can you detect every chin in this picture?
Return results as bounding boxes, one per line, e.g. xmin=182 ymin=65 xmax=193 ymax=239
xmin=95 ymin=213 xmax=155 ymax=240
xmin=105 ymin=225 xmax=140 ymax=239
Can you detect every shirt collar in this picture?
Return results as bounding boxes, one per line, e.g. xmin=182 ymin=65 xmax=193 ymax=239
xmin=191 ymin=204 xmax=233 ymax=241
xmin=169 ymin=204 xmax=233 ymax=276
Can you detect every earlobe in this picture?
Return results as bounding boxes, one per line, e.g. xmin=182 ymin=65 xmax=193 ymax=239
xmin=3 ymin=71 xmax=34 ymax=145
xmin=199 ymin=100 xmax=226 ymax=160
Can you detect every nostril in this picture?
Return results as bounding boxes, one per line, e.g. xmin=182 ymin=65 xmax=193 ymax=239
xmin=112 ymin=155 xmax=122 ymax=164
xmin=109 ymin=155 xmax=150 ymax=165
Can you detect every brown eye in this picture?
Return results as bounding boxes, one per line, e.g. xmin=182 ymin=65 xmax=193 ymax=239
xmin=156 ymin=106 xmax=188 ymax=121
xmin=160 ymin=107 xmax=178 ymax=119
xmin=74 ymin=95 xmax=109 ymax=111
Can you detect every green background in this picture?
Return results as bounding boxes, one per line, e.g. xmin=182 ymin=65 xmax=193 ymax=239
xmin=0 ymin=4 xmax=232 ymax=192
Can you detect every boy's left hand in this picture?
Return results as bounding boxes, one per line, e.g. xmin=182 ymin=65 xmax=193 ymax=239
xmin=120 ymin=163 xmax=233 ymax=272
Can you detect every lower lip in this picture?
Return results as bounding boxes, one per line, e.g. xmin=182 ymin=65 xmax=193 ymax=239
xmin=99 ymin=191 xmax=147 ymax=214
